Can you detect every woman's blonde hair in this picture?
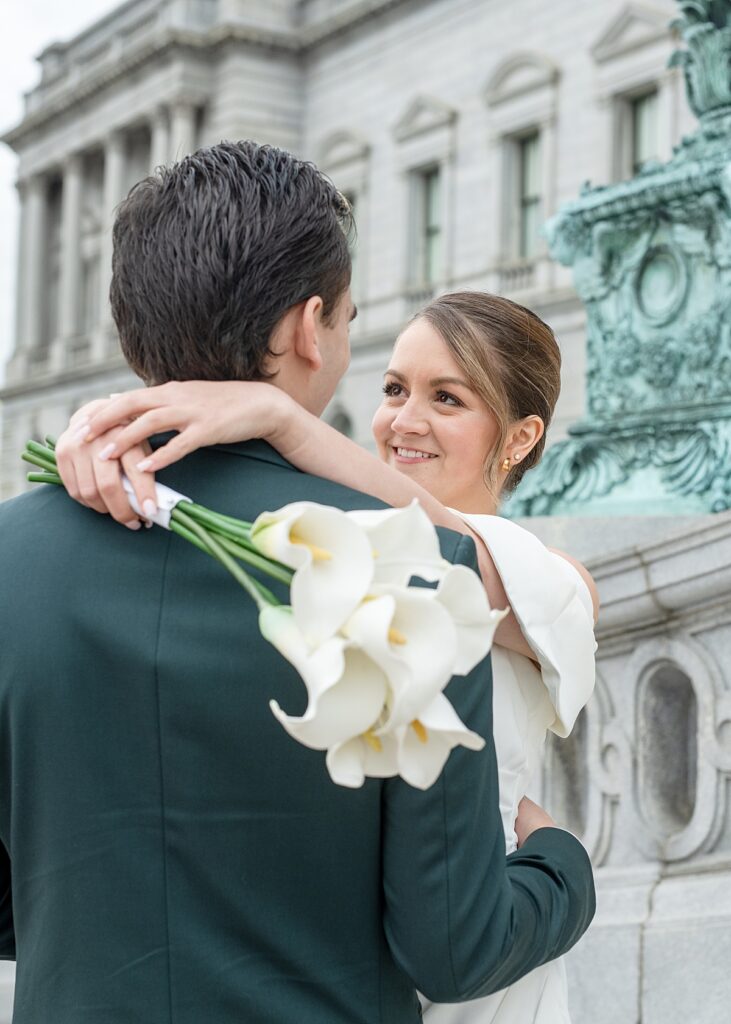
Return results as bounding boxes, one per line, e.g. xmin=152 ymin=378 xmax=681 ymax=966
xmin=415 ymin=291 xmax=561 ymax=495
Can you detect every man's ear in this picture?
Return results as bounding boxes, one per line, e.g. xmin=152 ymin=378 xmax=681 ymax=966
xmin=292 ymin=295 xmax=325 ymax=373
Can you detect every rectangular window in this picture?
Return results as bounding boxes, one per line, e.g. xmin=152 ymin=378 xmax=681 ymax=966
xmin=411 ymin=167 xmax=442 ymax=287
xmin=630 ymin=90 xmax=659 ymax=174
xmin=518 ymin=132 xmax=542 ymax=260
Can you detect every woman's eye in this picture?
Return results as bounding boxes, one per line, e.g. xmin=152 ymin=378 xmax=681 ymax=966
xmin=435 ymin=390 xmax=462 ymax=407
xmin=382 ymin=381 xmax=404 ymax=397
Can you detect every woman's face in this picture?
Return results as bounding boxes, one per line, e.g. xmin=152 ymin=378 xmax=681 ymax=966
xmin=371 ymin=318 xmax=501 ymax=513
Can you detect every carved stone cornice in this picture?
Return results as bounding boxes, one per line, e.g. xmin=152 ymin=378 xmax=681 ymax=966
xmin=1 ymin=0 xmax=413 ymax=150
xmin=0 ymin=351 xmax=131 ymax=401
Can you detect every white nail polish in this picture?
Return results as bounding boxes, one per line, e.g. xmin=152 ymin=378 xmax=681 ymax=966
xmin=98 ymin=443 xmax=116 ymax=461
xmin=143 ymin=499 xmax=157 ymax=519
xmin=137 ymin=459 xmax=153 ymax=472
xmin=73 ymin=424 xmax=91 ymax=442
xmin=125 ymin=520 xmax=142 ymax=531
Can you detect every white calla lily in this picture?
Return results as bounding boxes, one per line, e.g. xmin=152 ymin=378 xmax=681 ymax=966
xmin=431 ymin=564 xmax=510 ymax=675
xmin=326 ymin=732 xmax=400 ymax=789
xmin=395 ymin=692 xmax=486 ymax=790
xmin=346 ymin=500 xmax=450 ymax=585
xmin=262 ymin=605 xmax=389 ymax=751
xmin=252 ymin=502 xmax=374 ymax=644
xmin=342 ymin=586 xmax=458 ymax=730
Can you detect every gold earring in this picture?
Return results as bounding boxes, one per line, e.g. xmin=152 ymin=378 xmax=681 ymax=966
xmin=502 ymin=457 xmax=511 ymax=472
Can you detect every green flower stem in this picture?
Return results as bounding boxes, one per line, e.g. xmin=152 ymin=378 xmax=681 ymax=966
xmin=182 ymin=502 xmax=253 ymax=535
xmin=169 ymin=519 xmax=215 ymax=558
xmin=214 ymin=536 xmax=283 ymax=604
xmin=22 ymin=451 xmax=58 ymax=475
xmin=44 ymin=436 xmax=57 ymax=451
xmin=173 ymin=508 xmax=275 ymax=611
xmin=171 ymin=507 xmax=291 ymax=586
xmin=27 ymin=472 xmax=62 ymax=485
xmin=26 ymin=440 xmax=58 ymax=465
xmin=22 ymin=438 xmax=290 ymax=608
xmin=178 ymin=504 xmax=292 ymax=582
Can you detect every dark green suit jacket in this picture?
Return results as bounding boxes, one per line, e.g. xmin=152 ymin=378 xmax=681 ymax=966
xmin=0 ymin=441 xmax=594 ymax=1023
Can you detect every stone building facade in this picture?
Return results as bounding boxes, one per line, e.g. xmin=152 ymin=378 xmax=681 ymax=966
xmin=4 ymin=3 xmax=729 ymax=1023
xmin=0 ymin=0 xmax=694 ymax=498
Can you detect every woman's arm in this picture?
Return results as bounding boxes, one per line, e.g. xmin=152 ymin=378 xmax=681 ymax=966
xmin=66 ymin=381 xmax=534 ymax=656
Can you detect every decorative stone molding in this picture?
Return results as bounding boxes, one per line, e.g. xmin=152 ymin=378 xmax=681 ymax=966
xmin=318 ymin=130 xmax=370 ymax=171
xmin=626 ymin=636 xmax=728 ymax=861
xmin=591 ymin=2 xmax=675 ymax=63
xmin=392 ymin=95 xmax=457 ymax=144
xmin=484 ymin=52 xmax=560 ymax=107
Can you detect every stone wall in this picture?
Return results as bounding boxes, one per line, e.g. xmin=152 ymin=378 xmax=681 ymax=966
xmin=529 ymin=513 xmax=731 ymax=1022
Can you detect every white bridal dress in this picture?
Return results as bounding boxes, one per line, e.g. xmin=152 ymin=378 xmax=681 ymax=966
xmin=422 ymin=513 xmax=597 ymax=1024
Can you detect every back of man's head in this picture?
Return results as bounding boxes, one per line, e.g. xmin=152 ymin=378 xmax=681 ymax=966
xmin=110 ymin=140 xmax=353 ymax=384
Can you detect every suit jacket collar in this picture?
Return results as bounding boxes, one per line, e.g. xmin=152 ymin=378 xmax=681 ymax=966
xmin=151 ymin=435 xmax=297 ymax=472
xmin=211 ymin=439 xmax=297 ymax=471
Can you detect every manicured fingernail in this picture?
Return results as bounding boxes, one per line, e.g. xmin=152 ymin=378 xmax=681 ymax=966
xmin=142 ymin=499 xmax=157 ymax=519
xmin=144 ymin=520 xmax=154 ymax=529
xmin=125 ymin=520 xmax=142 ymax=531
xmin=98 ymin=443 xmax=116 ymax=461
xmin=73 ymin=424 xmax=91 ymax=442
xmin=136 ymin=459 xmax=153 ymax=472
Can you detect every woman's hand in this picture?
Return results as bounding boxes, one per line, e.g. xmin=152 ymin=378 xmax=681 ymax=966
xmin=55 ymin=400 xmax=156 ymax=529
xmin=82 ymin=380 xmax=288 ymax=474
xmin=515 ymin=797 xmax=556 ymax=847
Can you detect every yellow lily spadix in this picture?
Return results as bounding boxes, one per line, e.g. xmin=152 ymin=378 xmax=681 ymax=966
xmin=411 ymin=720 xmax=428 ymax=743
xmin=289 ymin=529 xmax=332 ymax=562
xmin=362 ymin=729 xmax=383 ymax=753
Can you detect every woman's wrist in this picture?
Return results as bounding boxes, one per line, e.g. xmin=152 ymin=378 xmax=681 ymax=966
xmin=260 ymin=385 xmax=306 ymax=454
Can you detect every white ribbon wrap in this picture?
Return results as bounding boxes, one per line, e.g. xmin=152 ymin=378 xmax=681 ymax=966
xmin=121 ymin=475 xmax=192 ymax=530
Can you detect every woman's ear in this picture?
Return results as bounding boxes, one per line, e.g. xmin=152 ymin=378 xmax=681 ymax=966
xmin=505 ymin=415 xmax=544 ymax=464
xmin=292 ymin=295 xmax=325 ymax=373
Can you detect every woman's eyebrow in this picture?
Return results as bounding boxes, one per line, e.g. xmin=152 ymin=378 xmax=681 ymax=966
xmin=430 ymin=376 xmax=471 ymax=389
xmin=384 ymin=369 xmax=407 ymax=381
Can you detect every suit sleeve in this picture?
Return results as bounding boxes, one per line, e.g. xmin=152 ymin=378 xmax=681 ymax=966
xmin=381 ymin=530 xmax=595 ymax=1003
xmin=0 ymin=840 xmax=14 ymax=960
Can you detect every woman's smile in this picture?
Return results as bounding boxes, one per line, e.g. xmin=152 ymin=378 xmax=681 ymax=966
xmin=392 ymin=445 xmax=439 ymax=464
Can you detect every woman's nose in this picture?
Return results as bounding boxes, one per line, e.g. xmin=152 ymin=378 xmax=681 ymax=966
xmin=390 ymin=399 xmax=429 ymax=435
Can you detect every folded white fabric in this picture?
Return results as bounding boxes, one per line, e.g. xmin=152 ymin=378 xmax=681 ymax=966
xmin=121 ymin=475 xmax=191 ymax=530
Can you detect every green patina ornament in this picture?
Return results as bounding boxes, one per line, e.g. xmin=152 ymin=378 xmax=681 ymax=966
xmin=510 ymin=0 xmax=731 ymax=517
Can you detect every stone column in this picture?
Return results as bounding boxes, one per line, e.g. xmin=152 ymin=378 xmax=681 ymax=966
xmin=7 ymin=182 xmax=29 ymax=382
xmin=150 ymin=106 xmax=169 ymax=170
xmin=52 ymin=153 xmax=84 ymax=371
xmin=168 ymin=101 xmax=197 ymax=161
xmin=95 ymin=130 xmax=126 ymax=359
xmin=20 ymin=176 xmax=47 ymax=358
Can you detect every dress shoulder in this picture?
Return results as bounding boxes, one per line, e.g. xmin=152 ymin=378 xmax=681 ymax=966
xmin=452 ymin=512 xmax=597 ymax=737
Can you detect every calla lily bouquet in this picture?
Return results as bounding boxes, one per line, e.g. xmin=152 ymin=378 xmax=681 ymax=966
xmin=23 ymin=438 xmax=506 ymax=790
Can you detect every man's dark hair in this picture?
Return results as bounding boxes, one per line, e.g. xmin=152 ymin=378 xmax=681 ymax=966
xmin=110 ymin=140 xmax=354 ymax=383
